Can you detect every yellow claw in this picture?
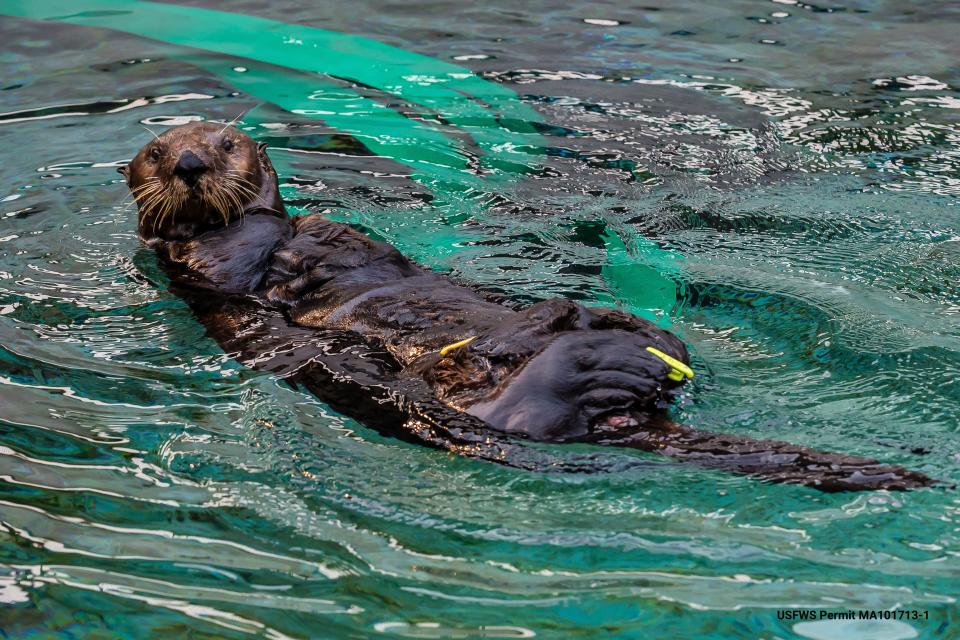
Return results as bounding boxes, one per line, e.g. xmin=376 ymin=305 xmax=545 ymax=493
xmin=439 ymin=336 xmax=477 ymax=357
xmin=645 ymin=346 xmax=695 ymax=382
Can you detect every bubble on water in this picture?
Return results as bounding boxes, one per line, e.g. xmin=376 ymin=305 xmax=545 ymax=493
xmin=140 ymin=115 xmax=204 ymax=126
xmin=0 ymin=576 xmax=31 ymax=604
xmin=583 ymin=18 xmax=622 ymax=26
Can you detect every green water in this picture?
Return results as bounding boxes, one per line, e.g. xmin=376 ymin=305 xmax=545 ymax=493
xmin=0 ymin=1 xmax=958 ymax=638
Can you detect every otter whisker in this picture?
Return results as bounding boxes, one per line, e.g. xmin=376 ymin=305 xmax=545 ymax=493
xmin=227 ymin=178 xmax=258 ymax=219
xmin=232 ymin=177 xmax=259 ymax=195
xmin=132 ymin=187 xmax=160 ymax=204
xmin=225 ymin=175 xmax=250 ymax=195
xmin=225 ymin=188 xmax=240 ymax=221
xmin=138 ymin=185 xmax=165 ymax=211
xmin=140 ymin=183 xmax=163 ymax=202
xmin=162 ymin=191 xmax=184 ymax=231
xmin=218 ymin=108 xmax=250 ymax=135
xmin=225 ymin=173 xmax=253 ymax=194
xmin=218 ymin=196 xmax=231 ymax=226
xmin=228 ymin=179 xmax=260 ymax=205
xmin=125 ymin=183 xmax=161 ymax=211
xmin=129 ymin=182 xmax=158 ymax=198
xmin=150 ymin=204 xmax=163 ymax=233
xmin=226 ymin=185 xmax=247 ymax=222
xmin=131 ymin=185 xmax=161 ymax=211
xmin=152 ymin=187 xmax=179 ymax=233
xmin=215 ymin=184 xmax=231 ymax=217
xmin=150 ymin=194 xmax=168 ymax=233
xmin=141 ymin=124 xmax=162 ymax=141
xmin=209 ymin=186 xmax=230 ymax=226
xmin=124 ymin=185 xmax=153 ymax=206
xmin=141 ymin=197 xmax=164 ymax=220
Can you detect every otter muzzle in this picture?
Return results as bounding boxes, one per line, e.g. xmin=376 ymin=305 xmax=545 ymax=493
xmin=174 ymin=149 xmax=208 ymax=187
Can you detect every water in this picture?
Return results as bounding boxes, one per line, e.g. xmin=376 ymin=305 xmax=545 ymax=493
xmin=1 ymin=1 xmax=959 ymax=638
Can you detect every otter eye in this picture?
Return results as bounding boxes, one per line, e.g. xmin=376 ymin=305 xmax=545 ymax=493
xmin=222 ymin=138 xmax=235 ymax=152
xmin=149 ymin=147 xmax=162 ymax=162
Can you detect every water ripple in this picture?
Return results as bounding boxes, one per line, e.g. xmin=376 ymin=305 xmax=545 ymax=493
xmin=1 ymin=1 xmax=958 ymax=637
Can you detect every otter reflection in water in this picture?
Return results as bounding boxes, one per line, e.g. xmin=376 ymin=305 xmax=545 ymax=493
xmin=119 ymin=122 xmax=931 ymax=491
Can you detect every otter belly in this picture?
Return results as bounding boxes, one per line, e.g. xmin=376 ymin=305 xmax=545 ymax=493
xmin=288 ymin=274 xmax=516 ymax=365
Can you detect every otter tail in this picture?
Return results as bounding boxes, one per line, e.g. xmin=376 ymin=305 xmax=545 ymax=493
xmin=595 ymin=416 xmax=933 ymax=492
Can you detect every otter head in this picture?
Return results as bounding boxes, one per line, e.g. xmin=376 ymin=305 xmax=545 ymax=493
xmin=119 ymin=122 xmax=286 ymax=242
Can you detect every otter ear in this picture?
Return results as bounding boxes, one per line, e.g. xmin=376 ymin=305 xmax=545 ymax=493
xmin=117 ymin=164 xmax=130 ymax=184
xmin=256 ymin=142 xmax=274 ymax=173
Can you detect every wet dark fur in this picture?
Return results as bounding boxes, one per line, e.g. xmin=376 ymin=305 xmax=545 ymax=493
xmin=121 ymin=123 xmax=932 ymax=491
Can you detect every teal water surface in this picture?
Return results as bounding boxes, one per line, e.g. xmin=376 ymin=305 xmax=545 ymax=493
xmin=0 ymin=1 xmax=958 ymax=638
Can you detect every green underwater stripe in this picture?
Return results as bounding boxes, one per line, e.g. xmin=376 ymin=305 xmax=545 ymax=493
xmin=1 ymin=0 xmax=542 ymax=162
xmin=199 ymin=60 xmax=476 ymax=184
xmin=1 ymin=0 xmax=680 ymax=324
xmin=602 ymin=230 xmax=682 ymax=326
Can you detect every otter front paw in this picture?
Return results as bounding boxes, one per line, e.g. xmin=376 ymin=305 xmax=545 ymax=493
xmin=264 ymin=264 xmax=341 ymax=307
xmin=466 ymin=330 xmax=686 ymax=441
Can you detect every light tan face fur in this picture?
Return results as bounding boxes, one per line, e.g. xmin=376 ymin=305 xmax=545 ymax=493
xmin=120 ymin=122 xmax=271 ymax=240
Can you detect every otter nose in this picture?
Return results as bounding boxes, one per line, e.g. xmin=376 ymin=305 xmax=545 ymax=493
xmin=173 ymin=150 xmax=208 ymax=186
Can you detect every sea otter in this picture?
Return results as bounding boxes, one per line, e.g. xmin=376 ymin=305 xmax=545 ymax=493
xmin=120 ymin=122 xmax=932 ymax=491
